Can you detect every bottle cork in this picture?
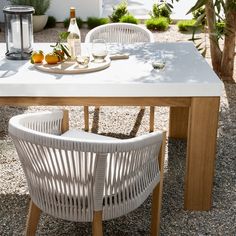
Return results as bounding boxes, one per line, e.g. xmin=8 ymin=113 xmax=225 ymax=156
xmin=70 ymin=7 xmax=76 ymax=18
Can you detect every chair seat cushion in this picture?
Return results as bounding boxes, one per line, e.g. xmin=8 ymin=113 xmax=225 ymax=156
xmin=61 ymin=129 xmax=118 ymax=141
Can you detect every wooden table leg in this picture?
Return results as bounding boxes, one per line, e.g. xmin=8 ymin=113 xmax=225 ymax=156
xmin=84 ymin=106 xmax=89 ymax=131
xmin=169 ymin=107 xmax=189 ymax=139
xmin=149 ymin=106 xmax=155 ymax=133
xmin=185 ymin=97 xmax=220 ymax=210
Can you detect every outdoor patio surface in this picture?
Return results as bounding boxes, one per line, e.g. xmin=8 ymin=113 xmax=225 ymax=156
xmin=0 ymin=25 xmax=235 ymax=235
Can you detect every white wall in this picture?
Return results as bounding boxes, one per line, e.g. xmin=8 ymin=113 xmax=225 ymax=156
xmin=46 ymin=0 xmax=103 ymax=21
xmin=171 ymin=0 xmax=193 ymax=20
xmin=0 ymin=0 xmax=102 ymax=22
xmin=0 ymin=0 xmax=194 ymax=23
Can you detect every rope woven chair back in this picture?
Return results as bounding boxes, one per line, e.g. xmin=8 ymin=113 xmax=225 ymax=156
xmin=9 ymin=110 xmax=163 ymax=223
xmin=85 ymin=23 xmax=154 ymax=43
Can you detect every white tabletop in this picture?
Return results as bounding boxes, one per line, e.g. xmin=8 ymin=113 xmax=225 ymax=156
xmin=0 ymin=42 xmax=223 ymax=97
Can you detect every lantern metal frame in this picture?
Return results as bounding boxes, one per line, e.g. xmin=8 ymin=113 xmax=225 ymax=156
xmin=3 ymin=5 xmax=34 ymax=60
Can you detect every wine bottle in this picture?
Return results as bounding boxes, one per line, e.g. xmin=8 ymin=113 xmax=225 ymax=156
xmin=67 ymin=7 xmax=81 ymax=60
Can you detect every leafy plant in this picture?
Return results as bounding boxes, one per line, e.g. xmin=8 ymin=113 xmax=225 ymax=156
xmin=215 ymin=21 xmax=225 ymax=35
xmin=87 ymin=17 xmax=109 ymax=29
xmin=120 ymin=14 xmax=139 ymax=24
xmin=185 ymin=0 xmax=236 ymax=82
xmin=10 ymin=0 xmax=50 ymax=15
xmin=160 ymin=4 xmax=171 ymax=18
xmin=150 ymin=2 xmax=172 ymax=21
xmin=50 ymin=32 xmax=71 ymax=59
xmin=192 ymin=6 xmax=206 ymax=25
xmin=64 ymin=17 xmax=83 ymax=28
xmin=152 ymin=4 xmax=160 ymax=18
xmin=45 ymin=16 xmax=56 ymax=28
xmin=177 ymin=20 xmax=202 ymax=32
xmin=109 ymin=0 xmax=128 ymax=22
xmin=145 ymin=17 xmax=169 ymax=31
xmin=192 ymin=6 xmax=205 ymax=19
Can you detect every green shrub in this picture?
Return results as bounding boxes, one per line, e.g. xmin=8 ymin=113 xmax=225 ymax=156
xmin=109 ymin=0 xmax=128 ymax=22
xmin=87 ymin=17 xmax=109 ymax=29
xmin=45 ymin=16 xmax=56 ymax=28
xmin=160 ymin=4 xmax=171 ymax=19
xmin=216 ymin=21 xmax=225 ymax=35
xmin=177 ymin=20 xmax=201 ymax=32
xmin=152 ymin=4 xmax=160 ymax=18
xmin=120 ymin=14 xmax=139 ymax=24
xmin=10 ymin=0 xmax=50 ymax=15
xmin=64 ymin=17 xmax=83 ymax=28
xmin=145 ymin=17 xmax=169 ymax=31
xmin=151 ymin=3 xmax=171 ymax=20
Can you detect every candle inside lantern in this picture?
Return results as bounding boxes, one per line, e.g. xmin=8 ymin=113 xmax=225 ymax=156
xmin=11 ymin=19 xmax=30 ymax=49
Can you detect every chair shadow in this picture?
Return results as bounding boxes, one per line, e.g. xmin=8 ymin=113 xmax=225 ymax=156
xmin=0 ymin=192 xmax=153 ymax=235
xmin=91 ymin=107 xmax=145 ymax=139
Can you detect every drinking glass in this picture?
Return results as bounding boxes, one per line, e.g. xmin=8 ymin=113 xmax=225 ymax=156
xmin=152 ymin=50 xmax=166 ymax=71
xmin=91 ymin=39 xmax=108 ymax=63
xmin=76 ymin=46 xmax=90 ymax=68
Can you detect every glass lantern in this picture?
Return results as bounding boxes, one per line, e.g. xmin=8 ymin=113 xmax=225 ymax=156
xmin=3 ymin=5 xmax=34 ymax=60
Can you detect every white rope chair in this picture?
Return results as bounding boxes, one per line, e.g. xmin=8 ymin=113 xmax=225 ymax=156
xmin=84 ymin=23 xmax=155 ymax=133
xmin=9 ymin=110 xmax=166 ymax=236
xmin=85 ymin=23 xmax=154 ymax=44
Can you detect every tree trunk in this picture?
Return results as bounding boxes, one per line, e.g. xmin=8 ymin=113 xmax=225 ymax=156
xmin=205 ymin=0 xmax=222 ymax=76
xmin=220 ymin=0 xmax=236 ymax=83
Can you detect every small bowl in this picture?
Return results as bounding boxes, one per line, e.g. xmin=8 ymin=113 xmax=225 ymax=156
xmin=76 ymin=55 xmax=90 ymax=68
xmin=152 ymin=60 xmax=165 ymax=70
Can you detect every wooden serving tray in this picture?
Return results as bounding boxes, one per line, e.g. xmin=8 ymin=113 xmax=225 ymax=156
xmin=34 ymin=58 xmax=111 ymax=74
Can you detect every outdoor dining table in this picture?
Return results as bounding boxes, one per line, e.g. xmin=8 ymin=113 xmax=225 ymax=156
xmin=0 ymin=42 xmax=223 ymax=211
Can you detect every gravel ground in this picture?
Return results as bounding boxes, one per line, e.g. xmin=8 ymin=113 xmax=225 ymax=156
xmin=0 ymin=25 xmax=236 ymax=235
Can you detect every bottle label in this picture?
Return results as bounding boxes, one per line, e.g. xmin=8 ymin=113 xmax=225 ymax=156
xmin=74 ymin=40 xmax=81 ymax=56
xmin=68 ymin=39 xmax=81 ymax=60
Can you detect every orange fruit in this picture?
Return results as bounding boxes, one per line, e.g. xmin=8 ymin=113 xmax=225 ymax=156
xmin=31 ymin=50 xmax=44 ymax=63
xmin=45 ymin=53 xmax=59 ymax=64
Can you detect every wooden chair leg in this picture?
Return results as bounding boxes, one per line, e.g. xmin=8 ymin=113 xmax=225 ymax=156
xmin=149 ymin=106 xmax=155 ymax=133
xmin=151 ymin=183 xmax=161 ymax=236
xmin=151 ymin=132 xmax=166 ymax=236
xmin=61 ymin=109 xmax=69 ymax=134
xmin=84 ymin=106 xmax=89 ymax=131
xmin=26 ymin=200 xmax=41 ymax=236
xmin=92 ymin=211 xmax=103 ymax=236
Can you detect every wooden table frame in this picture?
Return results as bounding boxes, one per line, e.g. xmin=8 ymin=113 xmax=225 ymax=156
xmin=0 ymin=96 xmax=220 ymax=211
